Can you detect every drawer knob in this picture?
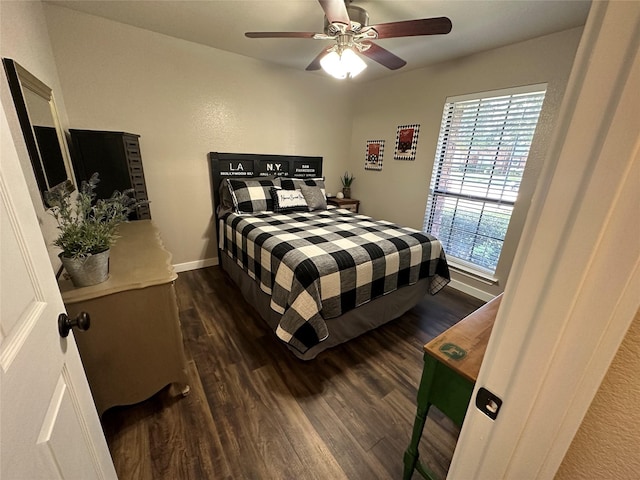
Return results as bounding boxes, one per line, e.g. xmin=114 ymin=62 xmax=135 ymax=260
xmin=58 ymin=311 xmax=91 ymax=338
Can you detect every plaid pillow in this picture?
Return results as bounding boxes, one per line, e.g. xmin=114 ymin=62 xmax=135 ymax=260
xmin=226 ymin=178 xmax=280 ymax=213
xmin=270 ymin=187 xmax=309 ymax=213
xmin=280 ymin=178 xmax=326 ymax=199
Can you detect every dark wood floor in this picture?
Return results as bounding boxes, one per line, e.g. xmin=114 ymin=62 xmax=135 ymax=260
xmin=101 ymin=266 xmax=484 ymax=479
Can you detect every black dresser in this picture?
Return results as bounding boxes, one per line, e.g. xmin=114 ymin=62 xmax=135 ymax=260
xmin=69 ymin=129 xmax=151 ymax=220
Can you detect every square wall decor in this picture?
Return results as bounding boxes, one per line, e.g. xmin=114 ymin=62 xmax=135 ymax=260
xmin=365 ymin=140 xmax=384 ymax=171
xmin=394 ymin=124 xmax=420 ymax=160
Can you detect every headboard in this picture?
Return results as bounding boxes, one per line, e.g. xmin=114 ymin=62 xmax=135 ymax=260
xmin=209 ymin=152 xmax=323 ymax=213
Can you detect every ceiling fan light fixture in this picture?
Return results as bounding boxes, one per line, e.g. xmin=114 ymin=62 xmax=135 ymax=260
xmin=246 ymin=1 xmax=453 ymax=75
xmin=320 ymin=48 xmax=366 ymax=79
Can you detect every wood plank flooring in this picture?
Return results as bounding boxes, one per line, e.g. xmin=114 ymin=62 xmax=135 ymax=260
xmin=101 ymin=266 xmax=484 ymax=479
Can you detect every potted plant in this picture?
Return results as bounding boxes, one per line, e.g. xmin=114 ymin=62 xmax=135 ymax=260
xmin=341 ymin=171 xmax=355 ymax=198
xmin=45 ymin=172 xmax=140 ymax=287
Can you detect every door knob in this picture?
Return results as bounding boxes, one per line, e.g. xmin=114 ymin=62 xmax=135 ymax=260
xmin=58 ymin=311 xmax=91 ymax=338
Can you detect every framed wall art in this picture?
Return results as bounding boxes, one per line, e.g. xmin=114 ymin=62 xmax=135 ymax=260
xmin=364 ymin=140 xmax=384 ymax=171
xmin=394 ymin=124 xmax=420 ymax=160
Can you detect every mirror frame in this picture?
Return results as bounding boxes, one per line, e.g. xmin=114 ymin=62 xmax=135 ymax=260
xmin=2 ymin=58 xmax=74 ymax=204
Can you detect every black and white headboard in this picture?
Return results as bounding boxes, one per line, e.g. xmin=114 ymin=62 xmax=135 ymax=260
xmin=209 ymin=152 xmax=323 ymax=213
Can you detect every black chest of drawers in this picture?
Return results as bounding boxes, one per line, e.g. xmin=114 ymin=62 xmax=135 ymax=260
xmin=69 ymin=129 xmax=151 ymax=220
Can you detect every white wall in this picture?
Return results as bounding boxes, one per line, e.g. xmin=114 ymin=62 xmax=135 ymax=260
xmin=556 ymin=308 xmax=640 ymax=479
xmin=43 ymin=4 xmax=353 ymax=269
xmin=345 ymin=28 xmax=583 ymax=298
xmin=0 ymin=0 xmax=72 ymax=271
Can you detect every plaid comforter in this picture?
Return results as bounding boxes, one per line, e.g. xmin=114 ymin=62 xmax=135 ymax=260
xmin=220 ymin=208 xmax=450 ymax=353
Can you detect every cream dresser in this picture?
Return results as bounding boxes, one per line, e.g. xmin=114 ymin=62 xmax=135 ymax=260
xmin=59 ymin=220 xmax=189 ymax=416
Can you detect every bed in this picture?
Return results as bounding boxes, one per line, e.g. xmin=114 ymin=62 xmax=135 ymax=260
xmin=210 ymin=152 xmax=450 ymax=360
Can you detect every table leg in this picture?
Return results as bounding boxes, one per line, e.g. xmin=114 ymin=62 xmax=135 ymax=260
xmin=403 ymin=355 xmax=437 ymax=480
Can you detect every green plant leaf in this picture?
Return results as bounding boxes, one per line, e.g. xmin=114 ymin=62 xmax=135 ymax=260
xmin=341 ymin=171 xmax=355 ymax=187
xmin=46 ymin=173 xmax=145 ymax=258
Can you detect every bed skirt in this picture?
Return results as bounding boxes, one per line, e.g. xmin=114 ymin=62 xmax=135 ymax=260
xmin=220 ymin=253 xmax=430 ymax=360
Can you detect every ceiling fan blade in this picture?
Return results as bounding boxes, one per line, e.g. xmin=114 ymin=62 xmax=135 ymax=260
xmin=318 ymin=0 xmax=351 ymax=26
xmin=371 ymin=17 xmax=452 ymax=39
xmin=306 ymin=47 xmax=332 ymax=71
xmin=245 ymin=32 xmax=317 ymax=39
xmin=359 ymin=42 xmax=406 ymax=70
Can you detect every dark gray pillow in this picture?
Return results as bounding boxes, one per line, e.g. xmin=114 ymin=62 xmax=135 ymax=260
xmin=218 ymin=181 xmax=235 ymax=215
xmin=300 ymin=184 xmax=327 ymax=211
xmin=280 ymin=178 xmax=326 ymax=198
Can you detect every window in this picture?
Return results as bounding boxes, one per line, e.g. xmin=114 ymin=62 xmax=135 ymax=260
xmin=423 ymin=85 xmax=547 ymax=276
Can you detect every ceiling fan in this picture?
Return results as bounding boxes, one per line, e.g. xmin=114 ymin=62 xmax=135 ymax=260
xmin=245 ymin=0 xmax=452 ymax=79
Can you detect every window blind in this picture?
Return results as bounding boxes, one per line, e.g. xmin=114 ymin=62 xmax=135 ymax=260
xmin=424 ymin=86 xmax=546 ymax=274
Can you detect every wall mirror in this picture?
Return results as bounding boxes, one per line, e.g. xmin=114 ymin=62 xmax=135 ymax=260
xmin=3 ymin=58 xmax=74 ymax=205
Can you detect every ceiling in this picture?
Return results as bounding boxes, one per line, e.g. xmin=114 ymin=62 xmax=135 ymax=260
xmin=47 ymin=0 xmax=592 ymax=82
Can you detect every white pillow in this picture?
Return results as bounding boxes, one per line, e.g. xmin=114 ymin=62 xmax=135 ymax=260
xmin=269 ymin=187 xmax=308 ymax=213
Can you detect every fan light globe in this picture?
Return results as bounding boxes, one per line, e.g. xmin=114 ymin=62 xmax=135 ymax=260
xmin=320 ymin=48 xmax=366 ymax=79
xmin=320 ymin=51 xmax=345 ymax=78
xmin=341 ymin=49 xmax=366 ymax=77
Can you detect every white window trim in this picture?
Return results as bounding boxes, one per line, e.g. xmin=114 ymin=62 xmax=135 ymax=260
xmin=447 ymin=258 xmax=499 ymax=285
xmin=425 ymin=83 xmax=548 ymax=277
xmin=446 ymin=83 xmax=548 ymax=104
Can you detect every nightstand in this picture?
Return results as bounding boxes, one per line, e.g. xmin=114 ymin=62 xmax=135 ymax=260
xmin=328 ymin=197 xmax=360 ymax=213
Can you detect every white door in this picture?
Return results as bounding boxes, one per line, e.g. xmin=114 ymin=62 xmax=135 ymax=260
xmin=449 ymin=1 xmax=640 ymax=478
xmin=0 ymin=109 xmax=116 ymax=478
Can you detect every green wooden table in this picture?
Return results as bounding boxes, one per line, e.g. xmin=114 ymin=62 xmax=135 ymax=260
xmin=403 ymin=294 xmax=502 ymax=480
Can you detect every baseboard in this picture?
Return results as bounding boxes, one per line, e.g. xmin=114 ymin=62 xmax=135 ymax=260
xmin=447 ymin=278 xmax=496 ymax=302
xmin=173 ymin=257 xmax=218 ymax=273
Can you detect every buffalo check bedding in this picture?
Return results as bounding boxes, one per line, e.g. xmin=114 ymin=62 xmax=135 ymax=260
xmin=220 ymin=208 xmax=450 ymax=353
